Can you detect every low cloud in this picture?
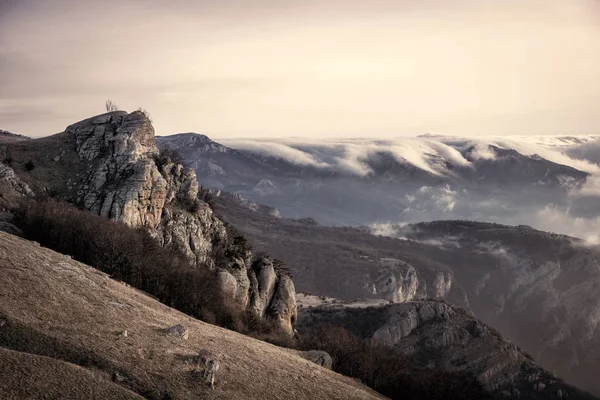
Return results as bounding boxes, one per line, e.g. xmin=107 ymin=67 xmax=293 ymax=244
xmin=466 ymin=142 xmax=498 ymax=160
xmin=224 ymin=136 xmax=600 ymax=180
xmin=525 ymin=206 xmax=600 ymax=244
xmin=223 ymin=135 xmax=600 ymax=244
xmin=224 ymin=140 xmax=329 ymax=168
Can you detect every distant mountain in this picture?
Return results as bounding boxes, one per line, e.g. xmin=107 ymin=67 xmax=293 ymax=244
xmin=157 ymin=133 xmax=596 ymax=234
xmin=214 ymin=191 xmax=600 ymax=395
xmin=0 ymin=129 xmax=30 ymax=143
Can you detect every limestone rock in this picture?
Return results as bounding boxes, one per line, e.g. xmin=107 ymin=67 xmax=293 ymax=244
xmin=0 ymin=163 xmax=34 ymax=198
xmin=372 ymin=259 xmax=419 ymax=302
xmin=112 ymin=371 xmax=127 ymax=383
xmin=250 ymin=258 xmax=278 ymax=317
xmin=301 ymin=350 xmax=333 ymax=369
xmin=368 ymin=258 xmax=454 ymax=304
xmin=58 ymin=111 xmax=297 ymax=333
xmin=268 ymin=275 xmax=298 ymax=334
xmin=166 ymin=324 xmax=189 ymax=340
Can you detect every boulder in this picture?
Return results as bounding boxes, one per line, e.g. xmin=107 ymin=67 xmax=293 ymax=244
xmin=301 ymin=350 xmax=332 ymax=369
xmin=166 ymin=324 xmax=189 ymax=340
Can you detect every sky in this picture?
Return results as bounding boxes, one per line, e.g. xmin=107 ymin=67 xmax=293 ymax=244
xmin=1 ymin=0 xmax=599 ymax=138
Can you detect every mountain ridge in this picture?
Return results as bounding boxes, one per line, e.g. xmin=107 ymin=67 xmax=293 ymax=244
xmin=214 ymin=190 xmax=600 ymax=395
xmin=158 ymin=132 xmax=594 ymax=231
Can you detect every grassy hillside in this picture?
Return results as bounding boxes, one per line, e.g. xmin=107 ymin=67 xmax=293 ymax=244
xmin=0 ymin=232 xmax=383 ymax=400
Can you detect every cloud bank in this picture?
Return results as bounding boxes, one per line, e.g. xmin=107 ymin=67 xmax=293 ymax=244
xmin=225 ymin=135 xmax=600 ymax=242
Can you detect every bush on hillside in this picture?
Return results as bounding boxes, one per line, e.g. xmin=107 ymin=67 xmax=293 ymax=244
xmin=12 ymin=199 xmax=283 ymax=338
xmin=154 ymin=146 xmax=184 ymax=168
xmin=199 ymin=185 xmax=215 ymax=208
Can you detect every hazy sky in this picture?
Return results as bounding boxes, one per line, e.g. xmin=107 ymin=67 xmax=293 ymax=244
xmin=1 ymin=0 xmax=599 ymax=138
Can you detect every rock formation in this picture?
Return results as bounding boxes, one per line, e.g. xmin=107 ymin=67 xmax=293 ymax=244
xmin=3 ymin=111 xmax=297 ymax=334
xmin=368 ymin=258 xmax=454 ymax=302
xmin=298 ymin=300 xmax=596 ymax=400
xmin=0 ymin=161 xmax=34 ymax=201
xmin=300 ymin=350 xmax=333 ymax=369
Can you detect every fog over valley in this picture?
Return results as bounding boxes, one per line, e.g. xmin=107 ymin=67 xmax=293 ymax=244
xmin=159 ymin=133 xmax=600 ymax=242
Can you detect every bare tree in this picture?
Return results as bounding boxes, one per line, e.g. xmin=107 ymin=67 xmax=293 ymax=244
xmin=136 ymin=107 xmax=152 ymax=122
xmin=105 ymin=100 xmax=120 ymax=112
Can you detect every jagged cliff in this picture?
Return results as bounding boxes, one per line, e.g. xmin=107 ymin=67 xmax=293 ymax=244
xmin=2 ymin=111 xmax=297 ymax=334
xmin=368 ymin=258 xmax=454 ymax=302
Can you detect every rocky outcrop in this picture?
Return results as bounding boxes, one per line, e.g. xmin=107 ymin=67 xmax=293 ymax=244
xmin=368 ymin=258 xmax=454 ymax=303
xmin=300 ymin=350 xmax=333 ymax=369
xmin=14 ymin=111 xmax=297 ymax=334
xmin=298 ymin=300 xmax=595 ymax=400
xmin=0 ymin=162 xmax=34 ymax=199
xmin=370 ymin=259 xmax=419 ymax=302
xmin=67 ymin=111 xmax=228 ymax=267
xmin=220 ymin=257 xmax=298 ymax=333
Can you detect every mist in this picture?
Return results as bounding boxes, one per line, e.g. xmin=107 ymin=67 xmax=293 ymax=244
xmin=213 ymin=135 xmax=600 ymax=242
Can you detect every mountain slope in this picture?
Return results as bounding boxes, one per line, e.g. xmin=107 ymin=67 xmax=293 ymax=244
xmin=0 ymin=130 xmax=29 ymax=144
xmin=0 ymin=231 xmax=383 ymax=400
xmin=2 ymin=112 xmax=296 ymax=334
xmin=215 ymin=192 xmax=600 ymax=395
xmin=0 ymin=348 xmax=144 ymax=400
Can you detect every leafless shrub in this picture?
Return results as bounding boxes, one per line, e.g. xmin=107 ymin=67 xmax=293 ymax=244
xmin=154 ymin=146 xmax=184 ymax=168
xmin=105 ymin=100 xmax=120 ymax=112
xmin=136 ymin=107 xmax=152 ymax=122
xmin=12 ymin=199 xmax=280 ymax=337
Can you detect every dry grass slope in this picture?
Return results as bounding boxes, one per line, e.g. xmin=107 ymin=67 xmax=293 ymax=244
xmin=0 ymin=347 xmax=144 ymax=400
xmin=0 ymin=232 xmax=383 ymax=400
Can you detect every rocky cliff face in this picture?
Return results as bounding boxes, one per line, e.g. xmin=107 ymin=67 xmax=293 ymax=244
xmin=0 ymin=163 xmax=34 ymax=200
xmin=369 ymin=258 xmax=454 ymax=302
xmin=3 ymin=111 xmax=297 ymax=334
xmin=298 ymin=300 xmax=595 ymax=400
xmin=0 ymin=141 xmax=34 ymax=216
xmin=214 ymin=195 xmax=600 ymax=395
